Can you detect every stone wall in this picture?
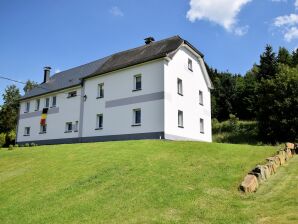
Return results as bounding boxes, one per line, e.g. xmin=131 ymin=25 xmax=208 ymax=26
xmin=239 ymin=142 xmax=297 ymax=193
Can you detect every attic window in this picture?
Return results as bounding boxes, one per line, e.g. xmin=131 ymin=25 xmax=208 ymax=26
xmin=67 ymin=91 xmax=77 ymax=98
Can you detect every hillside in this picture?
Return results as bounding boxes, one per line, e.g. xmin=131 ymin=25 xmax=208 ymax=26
xmin=0 ymin=141 xmax=297 ymax=223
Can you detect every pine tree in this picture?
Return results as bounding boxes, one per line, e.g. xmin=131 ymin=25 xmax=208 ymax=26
xmin=277 ymin=47 xmax=292 ymax=66
xmin=292 ymin=48 xmax=298 ymax=67
xmin=257 ymin=45 xmax=277 ymax=80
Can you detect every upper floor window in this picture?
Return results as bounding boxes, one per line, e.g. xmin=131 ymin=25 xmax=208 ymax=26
xmin=177 ymin=78 xmax=183 ymax=96
xmin=40 ymin=124 xmax=47 ymax=134
xmin=35 ymin=99 xmax=40 ymax=111
xmin=199 ymin=90 xmax=204 ymax=105
xmin=188 ymin=58 xmax=193 ymax=71
xmin=178 ymin=110 xmax=184 ymax=128
xmin=52 ymin=96 xmax=57 ymax=107
xmin=96 ymin=114 xmax=103 ymax=129
xmin=25 ymin=102 xmax=30 ymax=113
xmin=200 ymin=118 xmax=204 ymax=134
xmin=24 ymin=127 xmax=30 ymax=136
xmin=67 ymin=91 xmax=77 ymax=98
xmin=65 ymin=122 xmax=72 ymax=133
xmin=133 ymin=75 xmax=142 ymax=91
xmin=132 ymin=109 xmax=141 ymax=126
xmin=45 ymin=98 xmax=50 ymax=108
xmin=97 ymin=83 xmax=104 ymax=98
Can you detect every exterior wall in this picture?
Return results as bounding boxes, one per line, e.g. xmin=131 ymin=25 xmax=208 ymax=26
xmin=164 ymin=47 xmax=212 ymax=142
xmin=82 ymin=60 xmax=165 ymax=138
xmin=17 ymin=87 xmax=81 ymax=143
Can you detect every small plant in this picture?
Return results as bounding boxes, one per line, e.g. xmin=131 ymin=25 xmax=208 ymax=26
xmin=30 ymin=143 xmax=36 ymax=147
xmin=14 ymin=144 xmax=19 ymax=148
xmin=8 ymin=145 xmax=14 ymax=150
xmin=24 ymin=143 xmax=30 ymax=147
xmin=0 ymin=133 xmax=6 ymax=148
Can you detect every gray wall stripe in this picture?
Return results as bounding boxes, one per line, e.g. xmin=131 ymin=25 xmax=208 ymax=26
xmin=19 ymin=107 xmax=59 ymax=119
xmin=105 ymin=92 xmax=164 ymax=108
xmin=17 ymin=132 xmax=165 ymax=145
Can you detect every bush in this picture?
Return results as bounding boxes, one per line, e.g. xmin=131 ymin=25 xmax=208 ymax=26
xmin=30 ymin=143 xmax=36 ymax=147
xmin=0 ymin=133 xmax=6 ymax=148
xmin=24 ymin=143 xmax=30 ymax=147
xmin=8 ymin=145 xmax=14 ymax=150
xmin=14 ymin=144 xmax=19 ymax=148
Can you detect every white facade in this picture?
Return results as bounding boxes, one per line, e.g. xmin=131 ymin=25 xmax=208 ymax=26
xmin=17 ymin=46 xmax=212 ymax=144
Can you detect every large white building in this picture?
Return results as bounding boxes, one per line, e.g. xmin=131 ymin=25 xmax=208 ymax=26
xmin=16 ymin=36 xmax=213 ymax=145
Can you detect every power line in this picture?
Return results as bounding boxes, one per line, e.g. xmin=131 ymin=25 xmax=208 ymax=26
xmin=0 ymin=75 xmax=51 ymax=91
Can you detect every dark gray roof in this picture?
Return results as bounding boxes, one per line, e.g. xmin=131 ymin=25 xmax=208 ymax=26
xmin=21 ymin=35 xmax=204 ymax=100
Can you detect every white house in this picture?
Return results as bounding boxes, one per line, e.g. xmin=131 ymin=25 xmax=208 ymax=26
xmin=16 ymin=36 xmax=213 ymax=145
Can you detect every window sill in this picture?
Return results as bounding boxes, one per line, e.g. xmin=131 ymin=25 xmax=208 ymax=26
xmin=74 ymin=130 xmax=78 ymax=132
xmin=64 ymin=131 xmax=72 ymax=133
xmin=132 ymin=89 xmax=142 ymax=92
xmin=177 ymin=93 xmax=183 ymax=96
xmin=34 ymin=109 xmax=39 ymax=111
xmin=188 ymin=68 xmax=193 ymax=72
xmin=199 ymin=103 xmax=204 ymax=106
xmin=95 ymin=127 xmax=103 ymax=130
xmin=132 ymin=124 xmax=141 ymax=127
xmin=24 ymin=111 xmax=29 ymax=114
xmin=39 ymin=132 xmax=47 ymax=134
xmin=178 ymin=126 xmax=184 ymax=128
xmin=50 ymin=106 xmax=56 ymax=108
xmin=96 ymin=96 xmax=104 ymax=99
xmin=23 ymin=134 xmax=30 ymax=137
xmin=200 ymin=131 xmax=205 ymax=134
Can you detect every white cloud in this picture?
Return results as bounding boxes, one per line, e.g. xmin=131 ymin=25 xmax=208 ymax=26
xmin=284 ymin=26 xmax=298 ymax=41
xmin=295 ymin=0 xmax=298 ymax=9
xmin=186 ymin=0 xmax=252 ymax=35
xmin=109 ymin=6 xmax=124 ymax=17
xmin=274 ymin=14 xmax=298 ymax=26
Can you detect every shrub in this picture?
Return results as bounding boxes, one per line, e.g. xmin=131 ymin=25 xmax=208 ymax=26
xmin=30 ymin=143 xmax=36 ymax=147
xmin=0 ymin=133 xmax=6 ymax=148
xmin=24 ymin=143 xmax=30 ymax=147
xmin=8 ymin=145 xmax=14 ymax=150
xmin=14 ymin=144 xmax=19 ymax=148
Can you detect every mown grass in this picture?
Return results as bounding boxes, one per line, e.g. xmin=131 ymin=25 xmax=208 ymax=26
xmin=0 ymin=140 xmax=296 ymax=223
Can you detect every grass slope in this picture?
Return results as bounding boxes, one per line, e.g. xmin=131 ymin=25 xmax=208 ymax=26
xmin=0 ymin=141 xmax=296 ymax=223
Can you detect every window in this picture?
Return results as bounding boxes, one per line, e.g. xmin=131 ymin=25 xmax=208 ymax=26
xmin=40 ymin=124 xmax=47 ymax=134
xmin=45 ymin=98 xmax=50 ymax=108
xmin=177 ymin=78 xmax=183 ymax=95
xmin=132 ymin=109 xmax=141 ymax=126
xmin=24 ymin=127 xmax=30 ymax=136
xmin=52 ymin=96 xmax=57 ymax=107
xmin=97 ymin=83 xmax=104 ymax=98
xmin=133 ymin=75 xmax=142 ymax=91
xmin=67 ymin=91 xmax=77 ymax=98
xmin=199 ymin=91 xmax=204 ymax=105
xmin=178 ymin=110 xmax=184 ymax=128
xmin=35 ymin=99 xmax=40 ymax=111
xmin=96 ymin=114 xmax=103 ymax=129
xmin=25 ymin=102 xmax=30 ymax=113
xmin=200 ymin=118 xmax=204 ymax=134
xmin=65 ymin=122 xmax=72 ymax=133
xmin=188 ymin=58 xmax=193 ymax=71
xmin=74 ymin=121 xmax=79 ymax=132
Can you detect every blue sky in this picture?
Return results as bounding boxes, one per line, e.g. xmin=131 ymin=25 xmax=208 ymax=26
xmin=0 ymin=0 xmax=298 ymax=103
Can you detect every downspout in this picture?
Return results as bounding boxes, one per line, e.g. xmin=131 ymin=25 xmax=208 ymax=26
xmin=78 ymin=80 xmax=86 ymax=143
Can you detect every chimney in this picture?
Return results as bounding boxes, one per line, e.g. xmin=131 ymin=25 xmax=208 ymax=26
xmin=43 ymin=66 xmax=51 ymax=83
xmin=144 ymin=37 xmax=155 ymax=45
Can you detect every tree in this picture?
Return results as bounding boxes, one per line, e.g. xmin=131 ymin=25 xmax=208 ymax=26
xmin=277 ymin=47 xmax=292 ymax=66
xmin=23 ymin=80 xmax=39 ymax=93
xmin=257 ymin=45 xmax=277 ymax=80
xmin=257 ymin=64 xmax=298 ymax=143
xmin=292 ymin=48 xmax=298 ymax=68
xmin=0 ymin=85 xmax=21 ymax=133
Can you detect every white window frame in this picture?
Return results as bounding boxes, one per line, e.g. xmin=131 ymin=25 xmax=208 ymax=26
xmin=199 ymin=90 xmax=204 ymax=105
xmin=97 ymin=83 xmax=104 ymax=98
xmin=177 ymin=78 xmax=183 ymax=96
xmin=133 ymin=74 xmax=142 ymax=91
xmin=24 ymin=127 xmax=30 ymax=136
xmin=35 ymin=99 xmax=40 ymax=111
xmin=45 ymin=98 xmax=50 ymax=108
xmin=65 ymin=122 xmax=72 ymax=133
xmin=200 ymin=118 xmax=204 ymax=134
xmin=132 ymin=108 xmax=141 ymax=126
xmin=67 ymin=91 xmax=77 ymax=98
xmin=52 ymin=96 xmax=57 ymax=107
xmin=178 ymin=110 xmax=184 ymax=128
xmin=188 ymin=58 xmax=193 ymax=71
xmin=96 ymin=114 xmax=103 ymax=129
xmin=25 ymin=102 xmax=30 ymax=113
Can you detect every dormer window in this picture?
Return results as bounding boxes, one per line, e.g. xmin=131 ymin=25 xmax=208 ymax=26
xmin=188 ymin=58 xmax=193 ymax=71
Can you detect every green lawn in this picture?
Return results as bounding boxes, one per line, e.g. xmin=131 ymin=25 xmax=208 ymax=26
xmin=0 ymin=140 xmax=297 ymax=223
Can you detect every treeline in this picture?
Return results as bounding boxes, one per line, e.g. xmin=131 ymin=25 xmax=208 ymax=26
xmin=208 ymin=46 xmax=298 ymax=143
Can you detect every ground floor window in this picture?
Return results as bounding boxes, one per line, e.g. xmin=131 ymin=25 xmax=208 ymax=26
xmin=96 ymin=114 xmax=103 ymax=129
xmin=40 ymin=124 xmax=47 ymax=134
xmin=132 ymin=109 xmax=141 ymax=126
xmin=24 ymin=127 xmax=30 ymax=136
xmin=200 ymin=118 xmax=204 ymax=134
xmin=178 ymin=110 xmax=183 ymax=128
xmin=65 ymin=122 xmax=72 ymax=133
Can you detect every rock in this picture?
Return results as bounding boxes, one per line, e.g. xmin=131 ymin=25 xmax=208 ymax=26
xmin=276 ymin=154 xmax=285 ymax=165
xmin=240 ymin=174 xmax=259 ymax=193
xmin=251 ymin=165 xmax=269 ymax=182
xmin=267 ymin=157 xmax=280 ymax=167
xmin=286 ymin=142 xmax=295 ymax=150
xmin=265 ymin=161 xmax=277 ymax=175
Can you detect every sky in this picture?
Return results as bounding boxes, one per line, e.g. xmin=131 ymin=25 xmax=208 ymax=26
xmin=0 ymin=0 xmax=298 ymax=104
